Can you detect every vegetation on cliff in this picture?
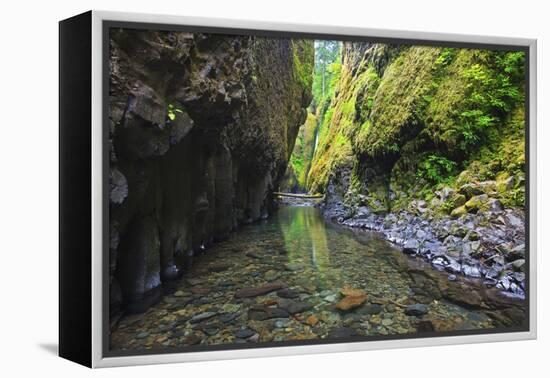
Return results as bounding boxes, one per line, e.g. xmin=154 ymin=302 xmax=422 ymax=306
xmin=281 ymin=41 xmax=342 ymax=193
xmin=307 ymin=42 xmax=526 ymax=216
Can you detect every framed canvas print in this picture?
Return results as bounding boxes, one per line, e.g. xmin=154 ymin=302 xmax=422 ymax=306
xmin=59 ymin=10 xmax=537 ymax=368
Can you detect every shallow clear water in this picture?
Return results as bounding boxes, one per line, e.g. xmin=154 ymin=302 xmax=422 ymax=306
xmin=111 ymin=205 xmax=523 ymax=351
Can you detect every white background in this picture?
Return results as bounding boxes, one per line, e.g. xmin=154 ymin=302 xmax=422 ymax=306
xmin=0 ymin=0 xmax=547 ymax=376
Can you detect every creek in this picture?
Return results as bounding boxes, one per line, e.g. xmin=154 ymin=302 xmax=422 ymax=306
xmin=111 ymin=204 xmax=524 ymax=351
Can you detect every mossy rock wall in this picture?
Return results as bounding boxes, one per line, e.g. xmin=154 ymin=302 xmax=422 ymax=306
xmin=308 ymin=42 xmax=525 ymax=215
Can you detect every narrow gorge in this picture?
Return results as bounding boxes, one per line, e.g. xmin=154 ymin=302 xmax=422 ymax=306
xmin=108 ymin=30 xmax=527 ymax=351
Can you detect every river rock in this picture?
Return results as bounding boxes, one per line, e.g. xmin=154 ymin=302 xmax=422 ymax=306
xmin=284 ymin=263 xmax=305 ymax=272
xmin=189 ymin=311 xmax=217 ymax=323
xmin=235 ymin=281 xmax=288 ymax=298
xmin=277 ymin=288 xmax=300 ymax=299
xmin=335 ymin=294 xmax=368 ymax=312
xmin=190 ymin=287 xmax=211 ymax=295
xmin=328 ymin=327 xmax=359 ymax=338
xmin=234 ymin=328 xmax=255 ymax=339
xmin=264 ymin=269 xmax=280 ymax=281
xmin=209 ymin=262 xmax=232 ymax=272
xmin=278 ymin=299 xmax=313 ymax=314
xmin=218 ymin=312 xmax=240 ymax=323
xmin=135 ymin=332 xmax=149 ymax=339
xmin=405 ymin=304 xmax=429 ymax=316
xmin=340 ymin=285 xmax=366 ymax=297
xmin=355 ymin=303 xmax=383 ymax=315
xmin=306 ymin=315 xmax=319 ymax=326
xmin=248 ymin=306 xmax=290 ymax=321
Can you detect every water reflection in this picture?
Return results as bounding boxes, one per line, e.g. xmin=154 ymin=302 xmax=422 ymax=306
xmin=278 ymin=206 xmax=339 ymax=289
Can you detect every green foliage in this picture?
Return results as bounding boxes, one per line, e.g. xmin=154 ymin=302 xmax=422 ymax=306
xmin=453 ymin=51 xmax=524 ymax=152
xmin=417 ymin=154 xmax=457 ymax=184
xmin=434 ymin=48 xmax=455 ymax=67
xmin=312 ymin=41 xmax=342 ymax=110
xmin=167 ymin=103 xmax=183 ymax=121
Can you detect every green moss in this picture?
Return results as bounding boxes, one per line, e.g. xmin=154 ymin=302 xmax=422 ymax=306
xmin=355 ymin=47 xmax=442 ymax=158
xmin=305 ymin=41 xmax=525 ymax=213
xmin=282 ymin=112 xmax=319 ymax=192
xmin=292 ymin=40 xmax=315 ymax=93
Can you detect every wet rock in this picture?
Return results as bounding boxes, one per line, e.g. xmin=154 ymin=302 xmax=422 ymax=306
xmin=209 ymin=262 xmax=232 ymax=272
xmin=444 ymin=285 xmax=484 ymax=308
xmin=278 ymin=299 xmax=313 ymax=314
xmin=328 ymin=327 xmax=359 ymax=338
xmin=274 ymin=319 xmax=291 ymax=329
xmin=306 ymin=315 xmax=319 ymax=326
xmin=235 ymin=281 xmax=287 ymax=298
xmin=234 ymin=328 xmax=255 ymax=339
xmin=336 ymin=295 xmax=368 ymax=312
xmin=245 ymin=251 xmax=262 ymax=259
xmin=264 ymin=270 xmax=280 ymax=281
xmin=190 ymin=287 xmax=211 ymax=295
xmin=187 ymin=278 xmax=206 ymax=286
xmin=405 ymin=304 xmax=429 ymax=316
xmin=248 ymin=306 xmax=289 ymax=321
xmin=355 ymin=304 xmax=383 ymax=315
xmin=218 ymin=312 xmax=240 ymax=323
xmin=190 ymin=311 xmax=217 ymax=323
xmin=340 ymin=286 xmax=367 ymax=297
xmin=416 ymin=320 xmax=435 ymax=332
xmin=135 ymin=332 xmax=150 ymax=339
xmin=203 ymin=328 xmax=220 ymax=336
xmin=285 ymin=263 xmax=305 ymax=272
xmin=182 ymin=334 xmax=202 ymax=345
xmin=277 ymin=288 xmax=300 ymax=299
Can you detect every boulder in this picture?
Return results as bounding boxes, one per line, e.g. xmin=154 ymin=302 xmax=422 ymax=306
xmin=464 ymin=194 xmax=489 ymax=213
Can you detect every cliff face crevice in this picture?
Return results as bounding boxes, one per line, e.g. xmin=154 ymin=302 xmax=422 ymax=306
xmin=109 ymin=30 xmax=313 ymax=314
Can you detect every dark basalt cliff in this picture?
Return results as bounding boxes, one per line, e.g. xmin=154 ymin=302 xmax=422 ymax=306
xmin=109 ymin=30 xmax=313 ymax=314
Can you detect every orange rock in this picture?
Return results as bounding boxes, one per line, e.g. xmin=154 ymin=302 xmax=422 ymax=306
xmin=340 ymin=285 xmax=366 ymax=297
xmin=306 ymin=315 xmax=319 ymax=326
xmin=263 ymin=299 xmax=278 ymax=306
xmin=335 ymin=294 xmax=368 ymax=311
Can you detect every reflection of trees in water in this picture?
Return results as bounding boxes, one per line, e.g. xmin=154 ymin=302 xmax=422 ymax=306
xmin=278 ymin=206 xmax=341 ymax=287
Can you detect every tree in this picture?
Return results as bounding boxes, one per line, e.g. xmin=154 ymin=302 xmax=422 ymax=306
xmin=312 ymin=40 xmax=341 ymax=109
